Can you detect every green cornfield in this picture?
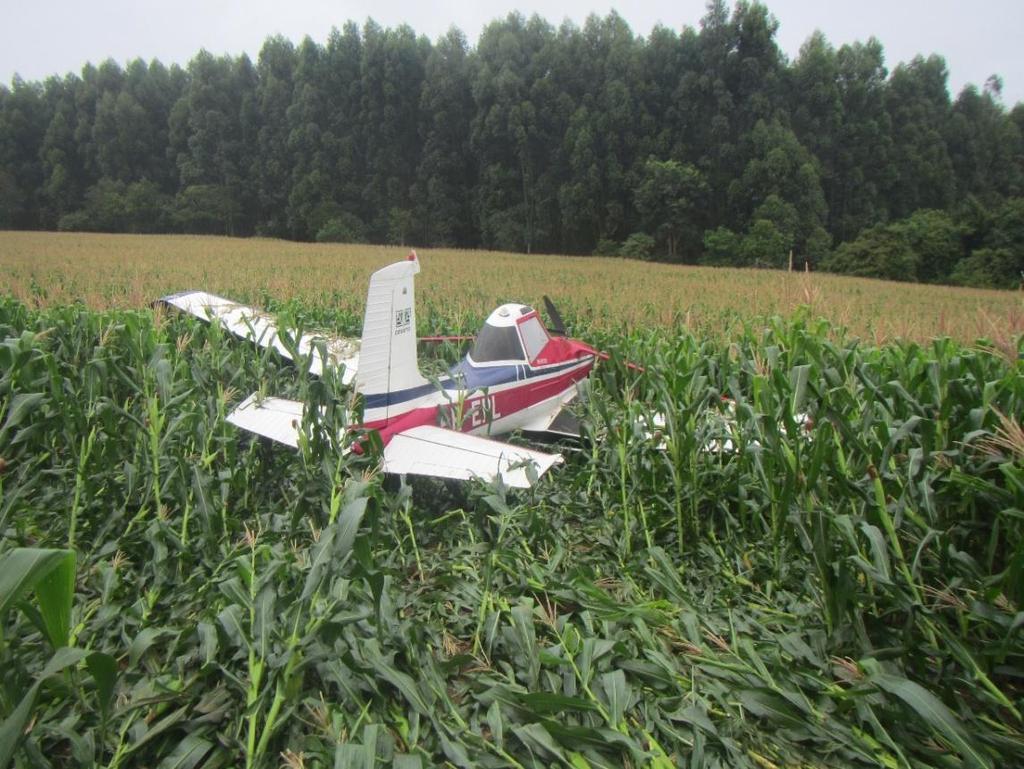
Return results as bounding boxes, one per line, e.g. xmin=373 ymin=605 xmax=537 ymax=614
xmin=0 ymin=235 xmax=1022 ymax=768
xmin=2 ymin=232 xmax=1022 ymax=345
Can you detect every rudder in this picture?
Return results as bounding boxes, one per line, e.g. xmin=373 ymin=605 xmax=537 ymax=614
xmin=355 ymin=251 xmax=429 ymax=423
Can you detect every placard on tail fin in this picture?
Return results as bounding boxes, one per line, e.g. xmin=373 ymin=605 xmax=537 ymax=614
xmin=355 ymin=251 xmax=429 ymax=423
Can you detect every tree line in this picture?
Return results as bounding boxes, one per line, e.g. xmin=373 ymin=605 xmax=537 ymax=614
xmin=1 ymin=2 xmax=1023 ymax=287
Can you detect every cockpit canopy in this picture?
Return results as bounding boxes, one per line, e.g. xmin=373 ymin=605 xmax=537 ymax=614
xmin=470 ymin=303 xmax=551 ymax=365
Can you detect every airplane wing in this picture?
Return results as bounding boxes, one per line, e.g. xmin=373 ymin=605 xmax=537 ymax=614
xmin=159 ymin=291 xmax=360 ymax=384
xmin=226 ymin=396 xmax=560 ymax=488
xmin=382 ymin=426 xmax=562 ymax=488
xmin=226 ymin=393 xmax=306 ymax=448
xmin=642 ymin=407 xmax=813 ymax=453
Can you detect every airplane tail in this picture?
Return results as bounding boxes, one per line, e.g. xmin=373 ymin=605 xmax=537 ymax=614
xmin=355 ymin=251 xmax=430 ymax=424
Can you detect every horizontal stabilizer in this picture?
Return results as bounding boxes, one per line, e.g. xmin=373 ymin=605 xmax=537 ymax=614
xmin=382 ymin=425 xmax=562 ymax=488
xmin=159 ymin=291 xmax=359 ymax=384
xmin=227 ymin=393 xmax=306 ymax=448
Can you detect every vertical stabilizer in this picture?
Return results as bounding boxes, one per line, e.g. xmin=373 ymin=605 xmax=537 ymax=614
xmin=355 ymin=252 xmax=429 ymax=421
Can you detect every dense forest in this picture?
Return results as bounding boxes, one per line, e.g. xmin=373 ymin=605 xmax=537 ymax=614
xmin=1 ymin=1 xmax=1023 ymax=287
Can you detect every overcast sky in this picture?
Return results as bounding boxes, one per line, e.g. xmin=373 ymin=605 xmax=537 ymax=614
xmin=3 ymin=1 xmax=1022 ymax=106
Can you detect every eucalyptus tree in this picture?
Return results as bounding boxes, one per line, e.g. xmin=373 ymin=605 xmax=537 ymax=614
xmin=170 ymin=51 xmax=257 ymax=235
xmin=359 ymin=21 xmax=428 ymax=243
xmin=322 ymin=22 xmax=370 ymax=238
xmin=470 ymin=13 xmax=561 ymax=253
xmin=0 ymin=77 xmax=47 ymax=228
xmin=885 ymin=55 xmax=956 ymax=219
xmin=558 ymin=12 xmax=643 ymax=252
xmin=39 ymin=75 xmax=87 ymax=226
xmin=286 ymin=37 xmax=335 ymax=240
xmin=947 ymin=81 xmax=1022 ymax=205
xmin=415 ymin=27 xmax=476 ymax=247
xmin=788 ymin=32 xmax=842 ymax=237
xmin=253 ymin=36 xmax=297 ymax=237
xmin=728 ymin=120 xmax=830 ymax=265
xmin=830 ymin=39 xmax=893 ymax=242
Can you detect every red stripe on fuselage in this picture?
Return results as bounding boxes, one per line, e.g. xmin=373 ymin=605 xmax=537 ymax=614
xmin=357 ymin=356 xmax=593 ymax=446
xmin=479 ymin=358 xmax=592 ymax=426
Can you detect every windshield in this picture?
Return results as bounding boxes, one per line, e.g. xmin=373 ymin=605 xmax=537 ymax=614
xmin=470 ymin=323 xmax=525 ymax=363
xmin=518 ymin=315 xmax=549 ymax=361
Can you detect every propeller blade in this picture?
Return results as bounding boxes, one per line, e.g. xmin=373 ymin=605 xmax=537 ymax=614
xmin=542 ymin=297 xmax=642 ymax=372
xmin=543 ymin=295 xmax=567 ymax=337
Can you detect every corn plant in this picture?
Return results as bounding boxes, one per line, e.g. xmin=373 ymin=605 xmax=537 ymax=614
xmin=0 ymin=286 xmax=1021 ymax=767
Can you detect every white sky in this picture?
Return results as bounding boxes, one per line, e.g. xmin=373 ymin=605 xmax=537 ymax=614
xmin=3 ymin=1 xmax=1022 ymax=106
